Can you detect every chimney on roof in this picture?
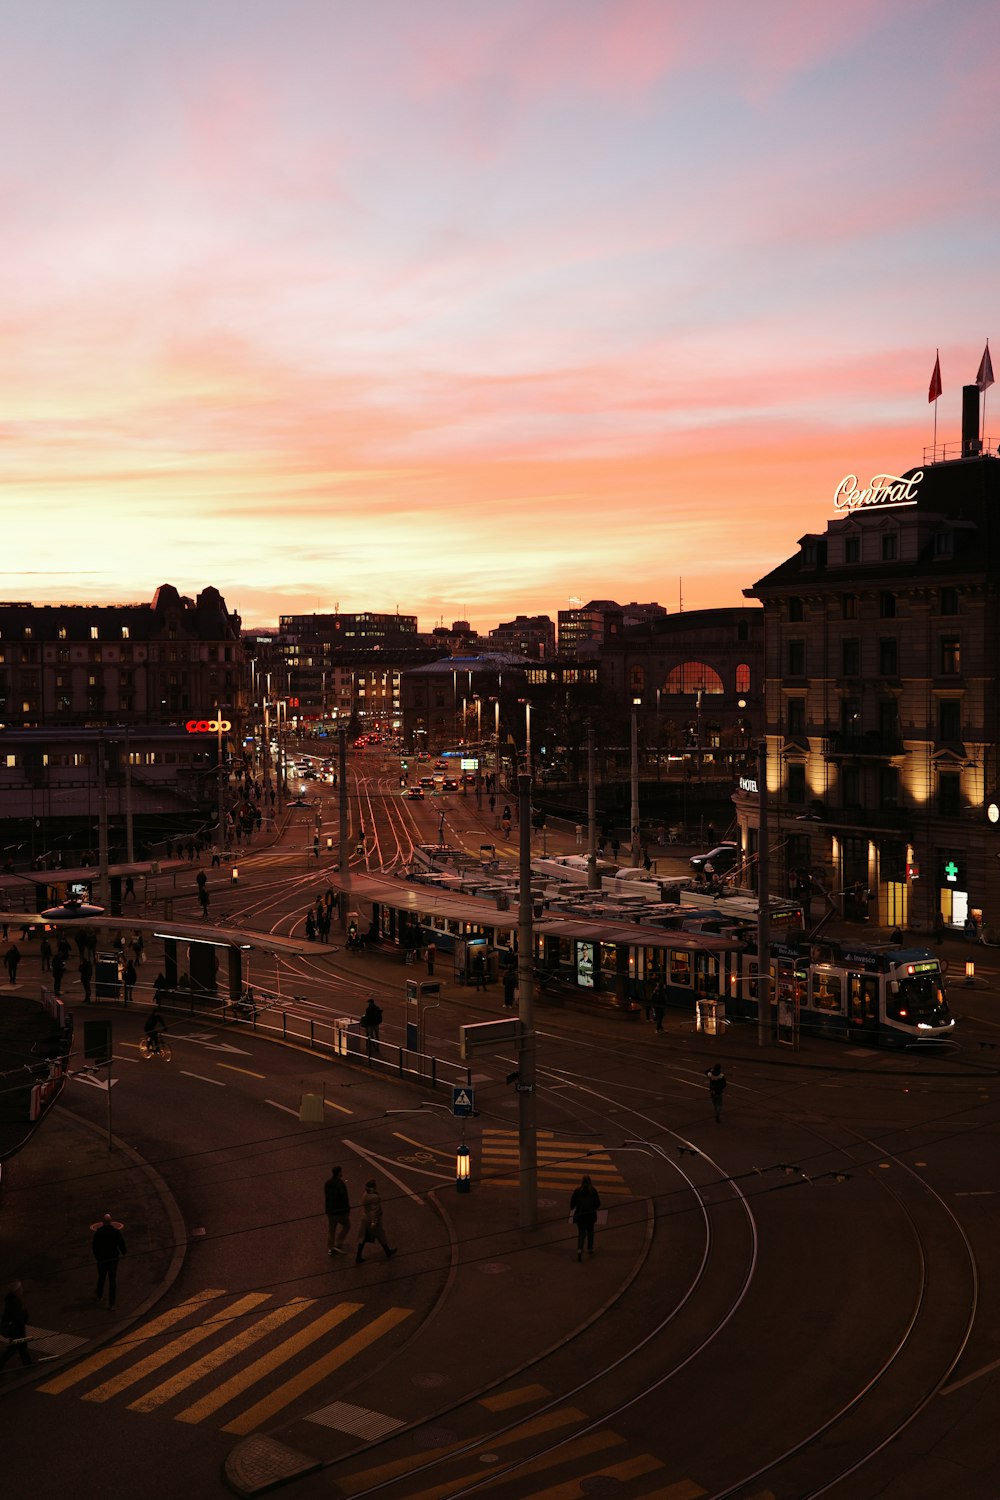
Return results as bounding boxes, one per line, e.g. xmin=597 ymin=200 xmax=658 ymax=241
xmin=962 ymin=384 xmax=982 ymax=457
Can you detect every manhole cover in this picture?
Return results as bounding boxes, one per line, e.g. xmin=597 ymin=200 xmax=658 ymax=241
xmin=479 ymin=1261 xmax=510 ymax=1275
xmin=479 ymin=1453 xmax=500 ymax=1465
xmin=414 ymin=1427 xmax=458 ymax=1449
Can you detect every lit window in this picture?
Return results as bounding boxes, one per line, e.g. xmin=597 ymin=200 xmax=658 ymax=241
xmin=663 ymin=662 xmax=725 ymax=694
xmin=91 ymin=626 xmax=99 ymax=640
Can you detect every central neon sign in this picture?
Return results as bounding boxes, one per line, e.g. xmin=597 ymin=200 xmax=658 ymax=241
xmin=833 ymin=471 xmax=922 ymax=514
xmin=186 ymin=718 xmax=231 ymax=733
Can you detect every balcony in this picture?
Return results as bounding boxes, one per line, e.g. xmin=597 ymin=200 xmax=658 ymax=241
xmin=825 ymin=729 xmax=904 ymax=760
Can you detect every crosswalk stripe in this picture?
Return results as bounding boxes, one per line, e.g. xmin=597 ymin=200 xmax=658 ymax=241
xmin=525 ymin=1448 xmax=663 ymax=1500
xmin=83 ymin=1292 xmax=272 ymax=1403
xmin=127 ymin=1297 xmax=312 ymax=1412
xmin=480 ymin=1383 xmax=551 ymax=1411
xmin=334 ymin=1404 xmax=587 ymax=1498
xmin=37 ymin=1288 xmax=226 ymax=1395
xmin=222 ymin=1306 xmax=413 ymax=1435
xmin=174 ymin=1300 xmax=364 ymax=1426
xmin=491 ymin=1430 xmax=626 ymax=1487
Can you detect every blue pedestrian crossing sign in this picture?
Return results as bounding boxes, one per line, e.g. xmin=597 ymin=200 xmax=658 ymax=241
xmin=452 ymin=1086 xmax=476 ymax=1117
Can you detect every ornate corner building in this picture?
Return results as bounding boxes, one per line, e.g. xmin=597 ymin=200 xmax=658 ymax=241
xmin=740 ymin=384 xmax=1000 ymax=935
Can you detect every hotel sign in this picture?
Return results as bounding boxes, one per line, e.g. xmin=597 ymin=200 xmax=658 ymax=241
xmin=833 ymin=471 xmax=922 ymax=514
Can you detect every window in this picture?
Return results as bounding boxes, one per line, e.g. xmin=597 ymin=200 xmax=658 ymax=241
xmin=787 ymin=763 xmax=806 ymax=804
xmin=121 ymin=625 xmax=130 ymax=639
xmin=879 ymin=637 xmax=898 ymax=676
xmin=940 ymin=586 xmax=958 ymax=615
xmin=630 ymin=666 xmax=645 ymax=694
xmin=933 ymin=531 xmax=953 ymax=558
xmin=813 ymin=973 xmax=843 ymax=1013
xmin=91 ymin=625 xmax=99 ymax=640
xmin=787 ymin=699 xmax=805 ymax=735
xmin=938 ymin=699 xmax=961 ymax=741
xmin=788 ymin=597 xmax=804 ymax=622
xmin=845 ymin=537 xmax=860 ymax=563
xmin=841 ymin=697 xmax=861 ymax=734
xmin=879 ymin=765 xmax=899 ymax=805
xmin=879 ymin=592 xmax=896 ymax=619
xmin=663 ymin=662 xmax=725 ymax=694
xmin=938 ymin=771 xmax=961 ymax=818
xmin=841 ymin=638 xmax=860 ymax=676
xmin=735 ymin=663 xmax=750 ymax=693
xmin=841 ymin=593 xmax=857 ymax=619
xmin=940 ymin=637 xmax=961 ymax=675
xmin=787 ymin=640 xmax=805 ymax=676
xmin=881 ymin=533 xmax=898 ymax=561
xmin=58 ymin=626 xmax=67 ymax=640
xmin=878 ymin=699 xmax=899 ymax=742
xmin=842 ymin=765 xmax=861 ymax=807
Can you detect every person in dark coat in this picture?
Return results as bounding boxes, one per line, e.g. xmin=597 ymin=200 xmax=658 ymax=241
xmin=502 ymin=966 xmax=517 ymax=1010
xmin=324 ymin=1166 xmax=351 ymax=1256
xmin=91 ymin=1214 xmax=127 ymax=1309
xmin=122 ymin=959 xmax=137 ymax=1005
xmin=355 ymin=1179 xmax=396 ymax=1263
xmin=570 ymin=1175 xmax=601 ymax=1262
xmin=361 ymin=997 xmax=383 ymax=1054
xmin=706 ymin=1064 xmax=727 ymax=1123
xmin=78 ymin=957 xmax=93 ymax=1003
xmin=4 ymin=944 xmax=21 ymax=983
xmin=51 ymin=953 xmax=65 ymax=997
xmin=0 ymin=1282 xmax=32 ymax=1369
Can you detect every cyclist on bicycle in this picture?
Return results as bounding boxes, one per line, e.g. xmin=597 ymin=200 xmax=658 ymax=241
xmin=143 ymin=1009 xmax=167 ymax=1055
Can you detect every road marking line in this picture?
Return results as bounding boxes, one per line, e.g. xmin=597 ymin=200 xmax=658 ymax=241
xmin=180 ymin=1071 xmax=226 ymax=1087
xmin=392 ymin=1132 xmax=456 ymax=1161
xmin=38 ymin=1288 xmax=226 ymax=1394
xmin=175 ymin=1301 xmax=363 ymax=1425
xmin=83 ymin=1292 xmax=271 ymax=1402
xmin=941 ymin=1355 xmax=1000 ymax=1394
xmin=222 ymin=1306 xmax=413 ymax=1435
xmin=325 ymin=1098 xmax=354 ymax=1114
xmin=341 ymin=1139 xmax=427 ymax=1204
xmin=128 ymin=1297 xmax=312 ymax=1411
xmin=217 ymin=1063 xmax=266 ymax=1079
xmin=264 ymin=1098 xmax=299 ymax=1116
xmin=480 ymin=1383 xmax=550 ymax=1411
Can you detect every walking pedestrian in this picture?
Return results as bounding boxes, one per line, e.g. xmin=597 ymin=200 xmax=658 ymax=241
xmin=124 ymin=875 xmax=136 ymax=904
xmin=51 ymin=953 xmax=65 ymax=997
xmin=933 ymin=910 xmax=946 ymax=945
xmin=198 ymin=887 xmax=210 ymax=919
xmin=122 ymin=959 xmax=137 ymax=1006
xmin=4 ymin=943 xmax=21 ymax=984
xmin=569 ymin=1174 xmax=601 ymax=1262
xmin=650 ymin=980 xmax=666 ymax=1033
xmin=706 ymin=1064 xmax=727 ymax=1123
xmin=78 ymin=957 xmax=93 ymax=1004
xmin=40 ymin=934 xmax=52 ymax=971
xmin=0 ymin=1282 xmax=32 ymax=1371
xmin=324 ymin=1166 xmax=350 ymax=1256
xmin=355 ymin=1179 xmax=397 ymax=1263
xmin=502 ymin=965 xmax=517 ymax=1010
xmin=361 ymin=996 xmax=383 ymax=1053
xmin=91 ymin=1213 xmax=127 ymax=1309
xmin=425 ymin=941 xmax=436 ymax=977
xmin=305 ymin=910 xmax=316 ymax=942
xmin=473 ymin=952 xmax=487 ymax=991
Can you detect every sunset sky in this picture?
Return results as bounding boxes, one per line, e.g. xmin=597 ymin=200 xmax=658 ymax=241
xmin=3 ymin=0 xmax=998 ymax=632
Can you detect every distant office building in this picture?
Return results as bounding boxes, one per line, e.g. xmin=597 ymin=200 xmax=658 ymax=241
xmin=488 ymin=614 xmax=556 ymax=659
xmin=558 ymin=600 xmax=666 ymax=657
xmin=276 ymin=611 xmax=443 ymax=731
xmin=742 ymin=378 xmax=1000 ymax=933
xmin=0 ymin=584 xmax=244 ymax=729
xmin=278 ymin=610 xmax=417 ymax=644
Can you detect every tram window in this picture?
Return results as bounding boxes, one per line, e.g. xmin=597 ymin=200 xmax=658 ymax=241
xmin=812 ymin=972 xmax=843 ymax=1012
xmin=558 ymin=937 xmax=573 ymax=964
xmin=670 ymin=950 xmax=692 ymax=987
xmin=600 ymin=942 xmax=616 ymax=975
xmin=643 ymin=947 xmax=664 ymax=981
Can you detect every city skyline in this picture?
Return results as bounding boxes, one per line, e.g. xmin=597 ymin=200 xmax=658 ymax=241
xmin=3 ymin=0 xmax=998 ymax=630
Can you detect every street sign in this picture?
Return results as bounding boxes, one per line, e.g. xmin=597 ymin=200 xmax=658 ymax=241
xmin=452 ymin=1085 xmax=476 ymax=1117
xmin=459 ymin=1017 xmax=523 ymax=1061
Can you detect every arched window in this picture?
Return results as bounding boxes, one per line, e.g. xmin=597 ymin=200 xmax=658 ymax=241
xmin=735 ymin=663 xmax=750 ymax=693
xmin=630 ymin=665 xmax=645 ymax=695
xmin=663 ymin=662 xmax=724 ymax=695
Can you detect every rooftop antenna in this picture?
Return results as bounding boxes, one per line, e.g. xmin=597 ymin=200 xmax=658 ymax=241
xmin=678 ymin=577 xmax=683 ymax=613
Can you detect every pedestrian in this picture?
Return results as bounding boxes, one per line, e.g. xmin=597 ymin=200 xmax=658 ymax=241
xmin=132 ymin=930 xmax=145 ymax=966
xmin=124 ymin=875 xmax=135 ymax=904
xmin=361 ymin=995 xmax=383 ymax=1052
xmin=890 ymin=926 xmax=903 ymax=944
xmin=650 ymin=980 xmax=666 ymax=1033
xmin=0 ymin=1282 xmax=32 ymax=1371
xmin=123 ymin=958 xmax=137 ymax=1006
xmin=933 ymin=911 xmax=946 ymax=945
xmin=91 ymin=1213 xmax=127 ymax=1309
xmin=4 ymin=943 xmax=21 ymax=984
xmin=39 ymin=934 xmax=52 ymax=971
xmin=324 ymin=1166 xmax=350 ymax=1256
xmin=575 ymin=824 xmax=583 ymax=846
xmin=196 ymin=870 xmax=207 ymax=895
xmin=313 ymin=834 xmax=320 ymax=859
xmin=198 ymin=887 xmax=210 ymax=919
xmin=79 ymin=957 xmax=93 ymax=1004
xmin=355 ymin=1179 xmax=397 ymax=1263
xmin=51 ymin=953 xmax=65 ymax=997
xmin=473 ymin=952 xmax=487 ymax=991
xmin=706 ymin=1064 xmax=727 ymax=1123
xmin=425 ymin=940 xmax=436 ymax=976
xmin=569 ymin=1174 xmax=601 ymax=1262
xmin=502 ymin=965 xmax=517 ymax=1010
xmin=305 ymin=911 xmax=316 ymax=942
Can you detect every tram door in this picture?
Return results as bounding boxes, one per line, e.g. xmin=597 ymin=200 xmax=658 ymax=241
xmin=847 ymin=971 xmax=879 ymax=1035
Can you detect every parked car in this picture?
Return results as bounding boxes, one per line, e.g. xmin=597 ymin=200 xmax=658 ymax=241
xmin=689 ymin=841 xmax=740 ymax=875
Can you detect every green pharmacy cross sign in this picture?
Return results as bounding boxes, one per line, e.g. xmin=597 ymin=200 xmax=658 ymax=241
xmin=944 ymin=860 xmax=959 ymax=883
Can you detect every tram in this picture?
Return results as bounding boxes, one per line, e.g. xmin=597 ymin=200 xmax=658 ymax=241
xmin=729 ymin=936 xmax=955 ymax=1048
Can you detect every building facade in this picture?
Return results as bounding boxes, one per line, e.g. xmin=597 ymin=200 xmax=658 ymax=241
xmin=742 ymin=391 xmax=1000 ymax=933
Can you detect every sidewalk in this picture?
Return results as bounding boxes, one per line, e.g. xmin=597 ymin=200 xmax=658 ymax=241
xmin=0 ymin=1105 xmax=185 ymax=1385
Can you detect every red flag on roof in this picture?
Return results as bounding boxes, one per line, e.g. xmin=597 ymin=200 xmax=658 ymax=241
xmin=976 ymin=341 xmax=994 ymax=391
xmin=928 ymin=351 xmax=942 ymax=403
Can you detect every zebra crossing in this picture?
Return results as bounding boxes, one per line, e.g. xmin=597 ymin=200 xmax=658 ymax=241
xmin=479 ymin=1128 xmax=630 ymax=1195
xmin=37 ymin=1287 xmax=412 ymax=1435
xmin=329 ymin=1380 xmax=708 ymax=1500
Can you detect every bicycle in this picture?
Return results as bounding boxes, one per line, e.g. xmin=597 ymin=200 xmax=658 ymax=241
xmin=139 ymin=1034 xmax=172 ymax=1062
